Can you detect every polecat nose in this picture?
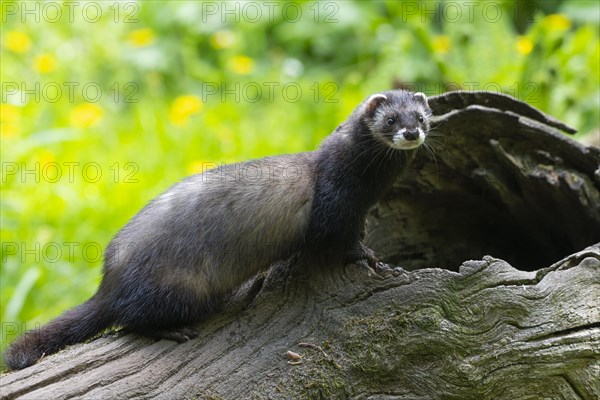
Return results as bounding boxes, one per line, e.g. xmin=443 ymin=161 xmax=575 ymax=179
xmin=404 ymin=130 xmax=419 ymax=141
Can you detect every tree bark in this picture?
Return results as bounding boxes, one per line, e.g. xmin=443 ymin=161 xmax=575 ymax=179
xmin=1 ymin=91 xmax=599 ymax=399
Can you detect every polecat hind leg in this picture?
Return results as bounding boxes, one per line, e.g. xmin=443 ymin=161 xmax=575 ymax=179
xmin=131 ymin=326 xmax=199 ymax=343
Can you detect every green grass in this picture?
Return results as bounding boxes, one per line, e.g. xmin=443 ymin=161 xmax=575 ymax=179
xmin=1 ymin=0 xmax=598 ymax=361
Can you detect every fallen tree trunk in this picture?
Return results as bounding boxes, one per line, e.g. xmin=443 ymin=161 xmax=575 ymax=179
xmin=1 ymin=91 xmax=599 ymax=399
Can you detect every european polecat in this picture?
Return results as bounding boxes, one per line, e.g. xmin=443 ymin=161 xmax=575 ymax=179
xmin=4 ymin=90 xmax=431 ymax=370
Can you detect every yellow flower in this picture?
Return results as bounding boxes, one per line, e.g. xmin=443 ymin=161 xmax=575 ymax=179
xmin=210 ymin=30 xmax=236 ymax=49
xmin=127 ymin=28 xmax=156 ymax=47
xmin=432 ymin=35 xmax=451 ymax=54
xmin=4 ymin=31 xmax=31 ymax=53
xmin=1 ymin=123 xmax=20 ymax=138
xmin=0 ymin=104 xmax=21 ymax=138
xmin=0 ymin=104 xmax=20 ymax=124
xmin=34 ymin=53 xmax=57 ymax=74
xmin=229 ymin=55 xmax=255 ymax=75
xmin=187 ymin=160 xmax=216 ymax=174
xmin=169 ymin=95 xmax=203 ymax=126
xmin=516 ymin=36 xmax=533 ymax=55
xmin=69 ymin=103 xmax=103 ymax=128
xmin=37 ymin=150 xmax=56 ymax=166
xmin=543 ymin=14 xmax=571 ymax=31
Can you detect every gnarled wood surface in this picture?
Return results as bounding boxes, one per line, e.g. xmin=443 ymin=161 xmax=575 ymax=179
xmin=1 ymin=91 xmax=599 ymax=399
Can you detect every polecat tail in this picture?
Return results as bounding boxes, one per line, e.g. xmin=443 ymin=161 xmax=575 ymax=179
xmin=3 ymin=295 xmax=113 ymax=370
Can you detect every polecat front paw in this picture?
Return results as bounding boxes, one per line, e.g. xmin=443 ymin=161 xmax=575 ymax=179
xmin=347 ymin=243 xmax=378 ymax=271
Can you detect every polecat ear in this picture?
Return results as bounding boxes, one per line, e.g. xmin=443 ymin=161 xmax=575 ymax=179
xmin=365 ymin=93 xmax=387 ymax=116
xmin=413 ymin=92 xmax=429 ymax=109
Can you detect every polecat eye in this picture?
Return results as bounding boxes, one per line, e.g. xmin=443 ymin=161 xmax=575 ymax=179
xmin=386 ymin=118 xmax=395 ymax=126
xmin=417 ymin=115 xmax=424 ymax=123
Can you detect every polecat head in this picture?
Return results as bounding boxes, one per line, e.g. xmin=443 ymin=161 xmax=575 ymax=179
xmin=362 ymin=90 xmax=431 ymax=150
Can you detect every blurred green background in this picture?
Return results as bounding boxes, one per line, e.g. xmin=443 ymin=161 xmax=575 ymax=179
xmin=1 ymin=0 xmax=599 ymax=361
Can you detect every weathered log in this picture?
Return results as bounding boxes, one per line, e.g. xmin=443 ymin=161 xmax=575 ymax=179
xmin=1 ymin=91 xmax=599 ymax=399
